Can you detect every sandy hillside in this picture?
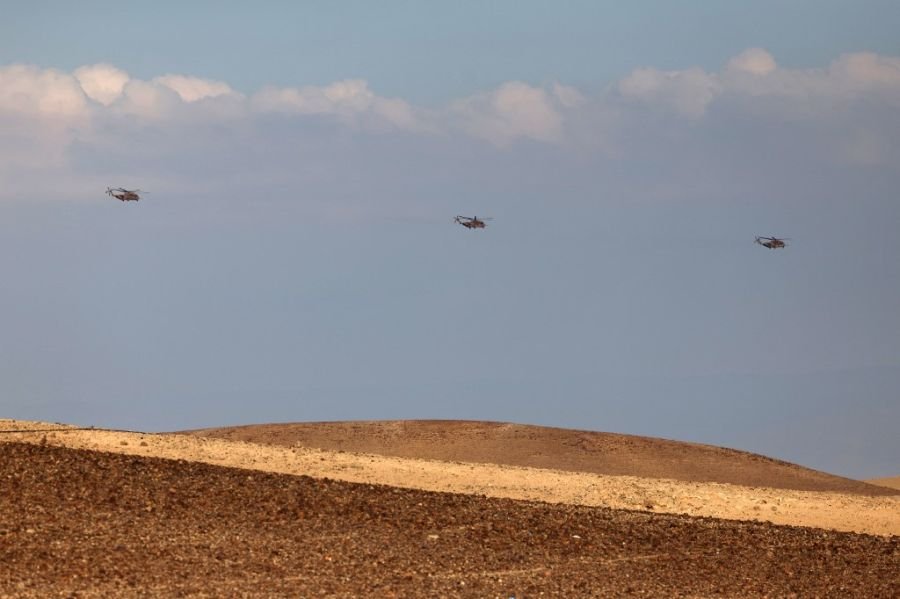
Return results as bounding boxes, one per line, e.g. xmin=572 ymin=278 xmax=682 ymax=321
xmin=2 ymin=419 xmax=899 ymax=537
xmin=869 ymin=476 xmax=900 ymax=491
xmin=186 ymin=420 xmax=896 ymax=495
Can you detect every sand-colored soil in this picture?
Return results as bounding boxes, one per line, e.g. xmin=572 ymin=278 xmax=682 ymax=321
xmin=3 ymin=419 xmax=898 ymax=537
xmin=188 ymin=420 xmax=895 ymax=495
xmin=869 ymin=476 xmax=900 ymax=491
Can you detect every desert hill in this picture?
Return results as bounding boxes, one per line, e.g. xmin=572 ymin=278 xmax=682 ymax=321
xmin=186 ymin=420 xmax=896 ymax=496
xmin=2 ymin=418 xmax=899 ymax=595
xmin=4 ymin=419 xmax=898 ymax=537
xmin=3 ymin=440 xmax=898 ymax=598
xmin=869 ymin=476 xmax=900 ymax=491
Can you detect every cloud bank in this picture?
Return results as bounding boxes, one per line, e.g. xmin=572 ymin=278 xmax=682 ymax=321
xmin=1 ymin=49 xmax=898 ymax=202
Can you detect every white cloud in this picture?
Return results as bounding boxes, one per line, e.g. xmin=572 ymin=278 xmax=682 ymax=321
xmin=115 ymin=79 xmax=183 ymax=119
xmin=616 ymin=49 xmax=900 ymax=121
xmin=0 ymin=65 xmax=91 ymax=183
xmin=755 ymin=51 xmax=900 ymax=99
xmin=75 ymin=64 xmax=130 ymax=106
xmin=250 ymin=79 xmax=422 ymax=131
xmin=827 ymin=53 xmax=900 ymax=109
xmin=452 ymin=81 xmax=566 ymax=145
xmin=252 ymin=79 xmax=369 ymax=115
xmin=154 ymin=74 xmax=237 ymax=102
xmin=0 ymin=64 xmax=87 ymax=119
xmin=726 ymin=48 xmax=777 ymax=76
xmin=552 ymin=82 xmax=586 ymax=108
xmin=831 ymin=52 xmax=900 ymax=88
xmin=369 ymin=96 xmax=422 ymax=131
xmin=618 ymin=66 xmax=721 ymax=118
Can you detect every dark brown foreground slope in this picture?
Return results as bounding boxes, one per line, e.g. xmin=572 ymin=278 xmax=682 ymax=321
xmin=2 ymin=442 xmax=897 ymax=598
xmin=188 ymin=420 xmax=895 ymax=495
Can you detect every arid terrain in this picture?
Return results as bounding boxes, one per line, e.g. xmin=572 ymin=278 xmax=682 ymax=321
xmin=868 ymin=476 xmax=900 ymax=491
xmin=2 ymin=419 xmax=898 ymax=597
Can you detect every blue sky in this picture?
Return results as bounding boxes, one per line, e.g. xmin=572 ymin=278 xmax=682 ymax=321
xmin=1 ymin=2 xmax=899 ymax=478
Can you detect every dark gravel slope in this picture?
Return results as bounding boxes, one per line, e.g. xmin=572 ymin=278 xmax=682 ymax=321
xmin=2 ymin=442 xmax=897 ymax=598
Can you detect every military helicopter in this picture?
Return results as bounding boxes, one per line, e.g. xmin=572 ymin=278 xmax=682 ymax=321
xmin=106 ymin=187 xmax=146 ymax=202
xmin=455 ymin=215 xmax=492 ymax=229
xmin=755 ymin=236 xmax=789 ymax=249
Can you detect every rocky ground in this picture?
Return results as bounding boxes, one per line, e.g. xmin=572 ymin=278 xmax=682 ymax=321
xmin=3 ymin=420 xmax=898 ymax=597
xmin=2 ymin=441 xmax=898 ymax=598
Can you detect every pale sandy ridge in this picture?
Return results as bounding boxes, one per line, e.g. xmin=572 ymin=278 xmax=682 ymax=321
xmin=868 ymin=476 xmax=900 ymax=491
xmin=3 ymin=419 xmax=898 ymax=537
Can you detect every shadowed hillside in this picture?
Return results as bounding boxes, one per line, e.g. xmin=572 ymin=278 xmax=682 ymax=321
xmin=186 ymin=420 xmax=897 ymax=495
xmin=2 ymin=441 xmax=898 ymax=597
